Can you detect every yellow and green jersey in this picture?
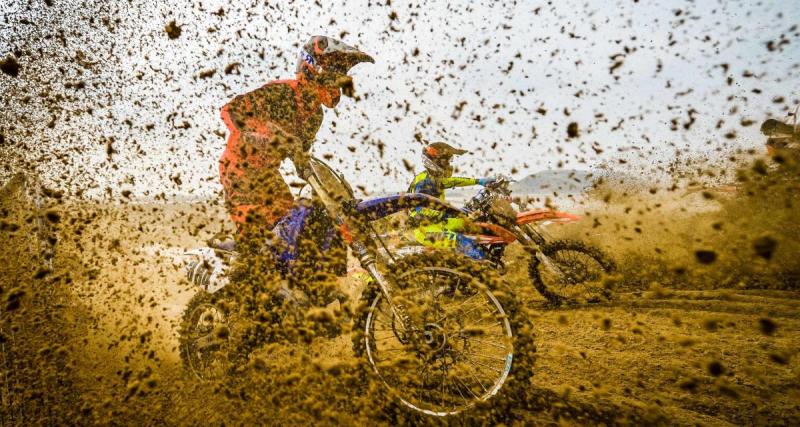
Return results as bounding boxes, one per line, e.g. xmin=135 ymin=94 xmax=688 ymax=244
xmin=407 ymin=171 xmax=478 ymax=223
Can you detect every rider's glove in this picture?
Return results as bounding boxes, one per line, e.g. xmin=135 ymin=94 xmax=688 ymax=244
xmin=478 ymin=177 xmax=496 ymax=186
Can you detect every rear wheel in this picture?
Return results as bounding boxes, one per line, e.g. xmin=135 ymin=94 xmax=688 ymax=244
xmin=358 ymin=254 xmax=535 ymax=416
xmin=530 ymin=239 xmax=615 ymax=305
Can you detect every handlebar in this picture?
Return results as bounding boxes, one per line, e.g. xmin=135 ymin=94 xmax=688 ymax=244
xmin=484 ymin=176 xmax=513 ymax=196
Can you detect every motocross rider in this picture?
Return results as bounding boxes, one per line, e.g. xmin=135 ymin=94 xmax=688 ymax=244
xmin=188 ymin=36 xmax=372 ymax=290
xmin=407 ymin=142 xmax=495 ymax=259
xmin=219 ymin=36 xmax=373 ymax=235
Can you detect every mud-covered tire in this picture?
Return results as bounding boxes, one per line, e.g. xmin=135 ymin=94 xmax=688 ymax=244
xmin=352 ymin=252 xmax=536 ymax=418
xmin=178 ymin=290 xmax=235 ymax=381
xmin=351 ymin=285 xmax=378 ymax=358
xmin=530 ymin=239 xmax=616 ymax=305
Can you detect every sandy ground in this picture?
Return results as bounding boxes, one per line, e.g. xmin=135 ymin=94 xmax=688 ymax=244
xmin=2 ymin=182 xmax=799 ymax=425
xmin=76 ymin=199 xmax=800 ymax=424
xmin=529 ymin=290 xmax=800 ymax=426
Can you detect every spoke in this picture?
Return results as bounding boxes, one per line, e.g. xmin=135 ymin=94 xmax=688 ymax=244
xmin=194 ymin=333 xmax=220 ymax=351
xmin=467 ymin=303 xmax=498 ymax=320
xmin=463 ymin=352 xmax=507 ymax=362
xmin=417 ymin=368 xmax=424 ymax=407
xmin=376 ymin=302 xmax=409 ymax=336
xmin=466 ymin=336 xmax=510 ymax=350
xmin=451 ymin=375 xmax=470 ymax=406
xmin=427 ymin=277 xmax=436 ymax=302
xmin=373 ymin=334 xmax=401 ymax=342
xmin=441 ymin=292 xmax=480 ymax=312
xmin=454 ymin=376 xmax=480 ymax=400
xmin=562 ymin=250 xmax=578 ymax=265
xmin=431 ymin=274 xmax=464 ymax=301
xmin=435 ymin=293 xmax=486 ymax=324
xmin=376 ymin=301 xmax=392 ymax=319
xmin=462 ymin=355 xmax=503 ymax=374
xmin=462 ymin=354 xmax=503 ymax=381
xmin=464 ymin=359 xmax=489 ymax=393
xmin=417 ymin=360 xmax=432 ymax=406
xmin=436 ymin=299 xmax=486 ymax=324
xmin=440 ymin=366 xmax=446 ymax=408
xmin=376 ymin=346 xmax=405 ymax=356
xmin=566 ymin=251 xmax=585 ymax=280
xmin=476 ymin=331 xmax=510 ymax=339
xmin=458 ymin=301 xmax=490 ymax=320
xmin=378 ymin=347 xmax=410 ymax=353
xmin=464 ymin=312 xmax=502 ymax=329
xmin=557 ymin=250 xmax=602 ymax=284
xmin=424 ymin=271 xmax=438 ymax=296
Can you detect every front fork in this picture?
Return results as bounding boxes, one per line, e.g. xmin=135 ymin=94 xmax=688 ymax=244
xmin=350 ymin=240 xmax=412 ymax=334
xmin=302 ymin=170 xmax=413 ymax=334
xmin=515 ymin=225 xmax=565 ymax=279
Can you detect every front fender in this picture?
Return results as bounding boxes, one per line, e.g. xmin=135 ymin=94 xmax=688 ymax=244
xmin=516 ymin=209 xmax=581 ymax=225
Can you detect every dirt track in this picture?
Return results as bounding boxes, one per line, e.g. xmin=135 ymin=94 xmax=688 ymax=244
xmin=67 ymin=201 xmax=800 ymax=425
xmin=2 ymin=190 xmax=799 ymax=425
xmin=529 ymin=290 xmax=800 ymax=426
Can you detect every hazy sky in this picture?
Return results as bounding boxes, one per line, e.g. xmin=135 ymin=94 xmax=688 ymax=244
xmin=1 ymin=0 xmax=798 ymax=200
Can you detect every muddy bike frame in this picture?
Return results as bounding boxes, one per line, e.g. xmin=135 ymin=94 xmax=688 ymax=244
xmin=279 ymin=157 xmax=517 ymax=416
xmin=298 ymin=156 xmax=471 ymax=331
xmin=300 ymin=158 xmax=581 ymax=282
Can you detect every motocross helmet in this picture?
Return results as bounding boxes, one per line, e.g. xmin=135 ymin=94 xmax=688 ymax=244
xmin=422 ymin=142 xmax=468 ymax=178
xmin=296 ymin=36 xmax=373 ymax=108
xmin=296 ymin=36 xmax=373 ymax=85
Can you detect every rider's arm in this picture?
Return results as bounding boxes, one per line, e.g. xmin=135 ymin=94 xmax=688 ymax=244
xmin=223 ymin=94 xmax=251 ymax=130
xmin=441 ymin=177 xmax=479 ymax=189
xmin=231 ymin=87 xmax=307 ymax=171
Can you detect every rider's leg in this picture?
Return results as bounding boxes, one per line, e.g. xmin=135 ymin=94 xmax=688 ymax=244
xmin=225 ymin=176 xmax=294 ymax=232
xmin=413 ymin=222 xmax=486 ymax=260
xmin=451 ymin=232 xmax=487 ymax=260
xmin=219 ymin=120 xmax=295 ymax=236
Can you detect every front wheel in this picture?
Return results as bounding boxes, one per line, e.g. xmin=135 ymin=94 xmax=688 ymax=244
xmin=359 ymin=255 xmax=535 ymax=416
xmin=530 ymin=239 xmax=616 ymax=305
xmin=178 ymin=291 xmax=235 ymax=381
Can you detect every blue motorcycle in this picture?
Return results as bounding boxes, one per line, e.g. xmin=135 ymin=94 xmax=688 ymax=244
xmin=178 ymin=156 xmax=534 ymax=417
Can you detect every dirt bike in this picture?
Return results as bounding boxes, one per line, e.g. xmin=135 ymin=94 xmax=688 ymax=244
xmin=762 ymin=107 xmax=800 ymax=156
xmin=451 ymin=176 xmax=615 ymax=305
xmin=178 ymin=157 xmax=534 ymax=417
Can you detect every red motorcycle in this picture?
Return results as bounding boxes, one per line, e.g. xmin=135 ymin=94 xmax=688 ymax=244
xmin=459 ymin=177 xmax=616 ymax=304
